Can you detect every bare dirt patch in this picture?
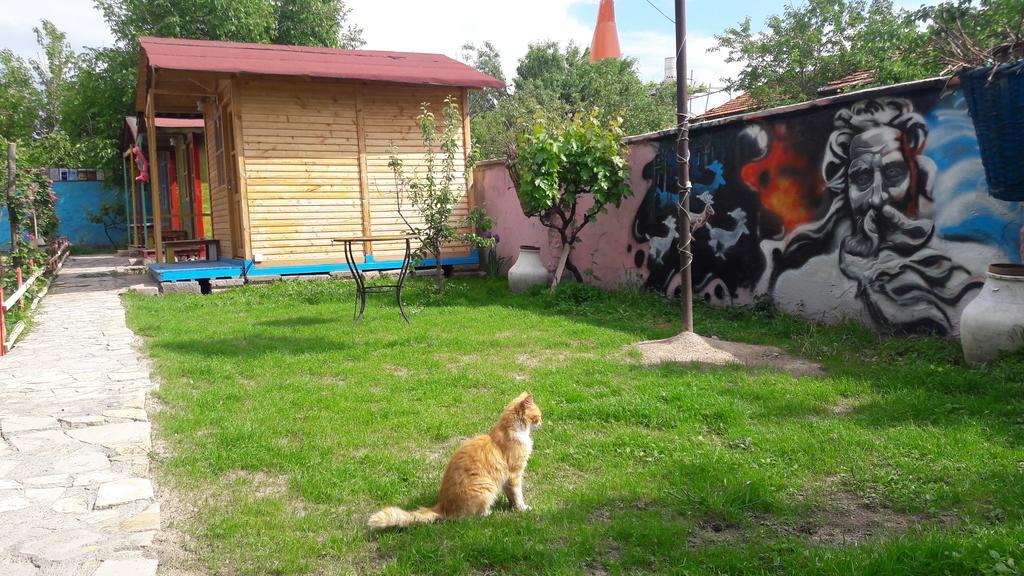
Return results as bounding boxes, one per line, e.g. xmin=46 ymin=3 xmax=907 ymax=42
xmin=633 ymin=332 xmax=824 ymax=378
xmin=775 ymin=491 xmax=928 ymax=546
xmin=687 ymin=519 xmax=745 ymax=546
xmin=831 ymin=397 xmax=860 ymax=416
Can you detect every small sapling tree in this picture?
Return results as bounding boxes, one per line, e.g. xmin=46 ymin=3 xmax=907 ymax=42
xmin=87 ymin=197 xmax=126 ymax=248
xmin=508 ymin=110 xmax=630 ymax=290
xmin=389 ymin=96 xmax=493 ymax=294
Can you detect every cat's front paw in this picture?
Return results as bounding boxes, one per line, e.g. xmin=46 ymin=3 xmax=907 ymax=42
xmin=517 ymin=504 xmax=532 ymax=512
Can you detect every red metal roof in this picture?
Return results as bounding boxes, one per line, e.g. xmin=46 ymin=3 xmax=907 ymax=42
xmin=139 ymin=37 xmax=505 ymax=89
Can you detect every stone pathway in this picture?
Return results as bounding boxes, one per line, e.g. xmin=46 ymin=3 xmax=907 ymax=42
xmin=0 ymin=255 xmax=161 ymax=575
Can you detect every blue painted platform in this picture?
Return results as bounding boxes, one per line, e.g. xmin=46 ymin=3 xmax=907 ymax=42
xmin=246 ymin=251 xmax=479 ymax=277
xmin=148 ymin=252 xmax=478 ymax=282
xmin=148 ymin=258 xmax=246 ymax=282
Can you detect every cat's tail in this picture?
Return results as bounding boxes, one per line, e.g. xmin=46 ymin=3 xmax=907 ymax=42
xmin=368 ymin=505 xmax=441 ymax=530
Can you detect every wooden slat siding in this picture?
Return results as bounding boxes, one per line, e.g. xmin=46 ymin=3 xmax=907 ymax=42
xmin=237 ymin=79 xmax=474 ymax=264
xmin=203 ymin=102 xmax=234 ymax=256
xmin=362 ymin=84 xmax=472 ymax=262
xmin=239 ymin=79 xmax=365 ymax=263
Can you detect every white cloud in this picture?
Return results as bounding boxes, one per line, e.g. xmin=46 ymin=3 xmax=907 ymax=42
xmin=2 ymin=0 xmax=113 ymax=60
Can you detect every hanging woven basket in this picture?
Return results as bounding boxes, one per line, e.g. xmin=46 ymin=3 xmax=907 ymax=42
xmin=959 ymin=59 xmax=1024 ymax=202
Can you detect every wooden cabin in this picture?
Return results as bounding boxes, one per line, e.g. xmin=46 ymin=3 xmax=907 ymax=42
xmin=136 ymin=37 xmax=503 ymax=282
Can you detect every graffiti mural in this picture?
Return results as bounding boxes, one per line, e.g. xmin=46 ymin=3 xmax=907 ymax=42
xmin=630 ymin=87 xmax=1024 ymax=335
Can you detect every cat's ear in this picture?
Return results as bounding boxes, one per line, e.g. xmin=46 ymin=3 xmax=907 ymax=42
xmin=519 ymin=393 xmax=534 ymax=409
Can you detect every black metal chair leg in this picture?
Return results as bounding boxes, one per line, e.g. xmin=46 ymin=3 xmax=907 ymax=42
xmin=355 ymin=289 xmax=367 ymax=326
xmin=396 ymin=286 xmax=410 ymax=323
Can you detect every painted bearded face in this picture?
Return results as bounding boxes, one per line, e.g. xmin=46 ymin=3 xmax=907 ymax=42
xmin=841 ymin=126 xmax=924 ymax=258
xmin=847 ymin=126 xmax=912 ymax=217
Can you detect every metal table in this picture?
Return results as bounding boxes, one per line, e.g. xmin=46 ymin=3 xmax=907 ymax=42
xmin=334 ymin=235 xmax=414 ymax=325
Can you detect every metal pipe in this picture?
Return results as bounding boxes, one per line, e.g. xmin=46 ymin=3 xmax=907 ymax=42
xmin=674 ymin=0 xmax=693 ymax=332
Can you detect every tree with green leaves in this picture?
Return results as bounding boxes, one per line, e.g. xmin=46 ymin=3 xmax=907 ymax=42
xmin=460 ymin=42 xmax=507 ymax=116
xmin=389 ymin=97 xmax=493 ymax=295
xmin=466 ymin=41 xmax=699 ymax=160
xmin=31 ymin=21 xmax=79 ymax=137
xmin=95 ymin=0 xmax=364 ymax=49
xmin=507 ymin=111 xmax=631 ymax=289
xmin=712 ymin=0 xmax=937 ymax=106
xmin=0 ymin=50 xmax=41 ymax=142
xmin=87 ymin=195 xmax=127 ymax=247
xmin=275 ymin=0 xmax=364 ymax=48
xmin=0 ymin=20 xmax=109 ymax=169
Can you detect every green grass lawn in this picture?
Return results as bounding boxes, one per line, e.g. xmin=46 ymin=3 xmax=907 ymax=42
xmin=123 ymin=278 xmax=1024 ymax=575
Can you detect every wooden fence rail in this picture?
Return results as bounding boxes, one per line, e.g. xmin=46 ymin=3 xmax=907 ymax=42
xmin=0 ymin=237 xmax=70 ymax=356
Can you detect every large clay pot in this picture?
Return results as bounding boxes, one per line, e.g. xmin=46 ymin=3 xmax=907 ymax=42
xmin=961 ymin=263 xmax=1024 ymax=364
xmin=508 ymin=246 xmax=550 ymax=293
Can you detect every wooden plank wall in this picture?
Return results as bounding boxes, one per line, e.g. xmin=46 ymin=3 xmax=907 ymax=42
xmin=237 ymin=78 xmax=472 ymax=266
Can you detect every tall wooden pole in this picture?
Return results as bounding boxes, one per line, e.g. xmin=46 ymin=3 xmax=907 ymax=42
xmin=7 ymin=143 xmax=18 ymax=260
xmin=146 ymin=89 xmax=164 ymax=262
xmin=675 ymin=0 xmax=694 ymax=332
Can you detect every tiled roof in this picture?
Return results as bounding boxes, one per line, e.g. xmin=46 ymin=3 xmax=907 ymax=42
xmin=695 ymin=93 xmax=756 ymax=121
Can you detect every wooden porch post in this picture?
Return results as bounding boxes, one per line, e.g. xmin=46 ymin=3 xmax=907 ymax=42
xmin=128 ymin=147 xmax=139 ymax=246
xmin=229 ymin=80 xmax=253 ymax=260
xmin=191 ymin=137 xmax=205 ymax=238
xmin=146 ymin=88 xmax=164 ymax=262
xmin=121 ymin=154 xmax=131 ymax=247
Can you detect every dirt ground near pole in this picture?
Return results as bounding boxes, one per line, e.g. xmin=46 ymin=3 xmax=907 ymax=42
xmin=633 ymin=332 xmax=825 ymax=377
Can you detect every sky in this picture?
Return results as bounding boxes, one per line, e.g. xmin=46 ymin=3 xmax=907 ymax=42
xmin=1 ymin=0 xmax=934 ymax=113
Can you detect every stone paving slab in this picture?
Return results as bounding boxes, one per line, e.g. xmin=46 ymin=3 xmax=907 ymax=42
xmin=0 ymin=256 xmax=162 ymax=574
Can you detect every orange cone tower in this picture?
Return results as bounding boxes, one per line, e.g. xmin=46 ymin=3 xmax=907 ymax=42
xmin=589 ymin=0 xmax=622 ymax=62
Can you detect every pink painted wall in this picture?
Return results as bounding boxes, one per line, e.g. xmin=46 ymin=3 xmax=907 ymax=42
xmin=473 ymin=141 xmax=658 ymax=288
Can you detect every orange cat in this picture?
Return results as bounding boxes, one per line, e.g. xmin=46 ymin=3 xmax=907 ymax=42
xmin=368 ymin=392 xmax=543 ymax=529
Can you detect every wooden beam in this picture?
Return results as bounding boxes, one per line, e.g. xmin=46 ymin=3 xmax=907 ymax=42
xmin=187 ymin=77 xmax=217 ymax=93
xmin=151 ymin=89 xmax=216 ymax=98
xmin=461 ymin=88 xmax=475 ymax=211
xmin=355 ymin=88 xmax=373 ymax=256
xmin=229 ymin=80 xmax=253 ymax=260
xmin=146 ymin=85 xmax=164 ymax=262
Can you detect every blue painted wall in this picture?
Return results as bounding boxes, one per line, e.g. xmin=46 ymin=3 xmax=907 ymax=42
xmin=0 ymin=180 xmax=127 ymax=249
